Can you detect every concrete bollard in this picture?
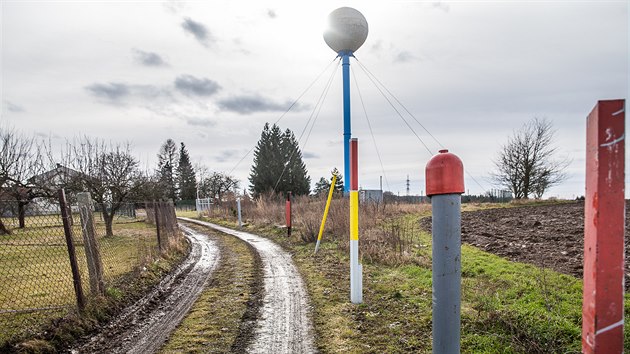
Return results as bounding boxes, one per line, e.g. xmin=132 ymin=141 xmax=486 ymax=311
xmin=425 ymin=149 xmax=464 ymax=354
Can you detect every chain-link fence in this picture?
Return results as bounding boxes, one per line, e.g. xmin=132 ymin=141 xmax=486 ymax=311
xmin=0 ymin=191 xmax=182 ymax=346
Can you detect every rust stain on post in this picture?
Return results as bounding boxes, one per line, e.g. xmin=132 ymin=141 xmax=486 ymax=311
xmin=582 ymin=99 xmax=625 ymax=353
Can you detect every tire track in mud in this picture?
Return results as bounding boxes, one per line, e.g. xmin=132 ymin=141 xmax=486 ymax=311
xmin=179 ymin=217 xmax=316 ymax=354
xmin=73 ymin=225 xmax=220 ymax=354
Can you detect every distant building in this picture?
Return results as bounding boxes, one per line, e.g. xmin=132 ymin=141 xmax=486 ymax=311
xmin=25 ymin=164 xmax=85 ymax=214
xmin=28 ymin=164 xmax=83 ymax=190
xmin=359 ymin=189 xmax=383 ymax=204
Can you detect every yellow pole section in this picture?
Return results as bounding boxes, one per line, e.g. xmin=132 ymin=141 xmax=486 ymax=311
xmin=349 ymin=190 xmax=359 ymax=241
xmin=315 ymin=174 xmax=337 ymax=253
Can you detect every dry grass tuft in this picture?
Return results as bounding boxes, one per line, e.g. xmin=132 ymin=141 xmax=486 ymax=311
xmin=212 ymin=193 xmax=432 ymax=265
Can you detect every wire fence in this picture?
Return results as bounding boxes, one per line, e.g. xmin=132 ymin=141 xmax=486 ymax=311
xmin=0 ymin=191 xmax=182 ymax=347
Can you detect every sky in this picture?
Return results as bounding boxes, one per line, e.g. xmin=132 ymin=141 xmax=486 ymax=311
xmin=1 ymin=1 xmax=628 ymax=198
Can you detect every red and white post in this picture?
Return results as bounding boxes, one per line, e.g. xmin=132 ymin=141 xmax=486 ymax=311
xmin=582 ymin=99 xmax=625 ymax=353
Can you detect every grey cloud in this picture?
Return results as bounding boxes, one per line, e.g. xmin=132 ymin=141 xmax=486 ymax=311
xmin=85 ymin=82 xmax=130 ymax=101
xmin=303 ymin=152 xmax=318 ymax=159
xmin=218 ymin=94 xmax=304 ymax=115
xmin=394 ymin=51 xmax=420 ymax=63
xmin=186 ymin=117 xmax=216 ymax=127
xmin=163 ymin=1 xmax=186 ymax=14
xmin=215 ymin=149 xmax=240 ymax=163
xmin=175 ymin=75 xmax=221 ymax=97
xmin=182 ymin=17 xmax=214 ymax=46
xmin=4 ymin=100 xmax=25 ymax=112
xmin=85 ymin=82 xmax=171 ymax=105
xmin=267 ymin=9 xmax=277 ymax=19
xmin=133 ymin=49 xmax=167 ymax=66
xmin=431 ymin=2 xmax=450 ymax=13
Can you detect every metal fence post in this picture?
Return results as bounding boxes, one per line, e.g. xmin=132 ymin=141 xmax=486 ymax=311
xmin=582 ymin=99 xmax=625 ymax=353
xmin=237 ymin=198 xmax=243 ymax=228
xmin=77 ymin=192 xmax=105 ymax=296
xmin=58 ymin=189 xmax=86 ymax=312
xmin=425 ymin=149 xmax=465 ymax=354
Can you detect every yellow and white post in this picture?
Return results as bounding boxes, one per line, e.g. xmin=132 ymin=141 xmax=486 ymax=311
xmin=349 ymin=138 xmax=363 ymax=304
xmin=315 ymin=174 xmax=337 ymax=254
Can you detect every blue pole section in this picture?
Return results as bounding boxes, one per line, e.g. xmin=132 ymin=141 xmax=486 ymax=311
xmin=341 ymin=51 xmax=352 ymax=194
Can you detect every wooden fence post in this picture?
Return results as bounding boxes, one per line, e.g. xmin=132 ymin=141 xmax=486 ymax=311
xmin=167 ymin=199 xmax=178 ymax=238
xmin=154 ymin=201 xmax=163 ymax=252
xmin=582 ymin=99 xmax=625 ymax=353
xmin=58 ymin=189 xmax=86 ymax=312
xmin=77 ymin=192 xmax=105 ymax=296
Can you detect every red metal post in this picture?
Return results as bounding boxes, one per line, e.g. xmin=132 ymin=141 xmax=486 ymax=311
xmin=350 ymin=139 xmax=358 ymax=190
xmin=286 ymin=192 xmax=292 ymax=237
xmin=583 ymin=99 xmax=625 ymax=353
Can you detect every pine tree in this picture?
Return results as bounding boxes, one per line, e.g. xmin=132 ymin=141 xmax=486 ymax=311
xmin=331 ymin=167 xmax=344 ymax=196
xmin=249 ymin=123 xmax=311 ymax=198
xmin=177 ymin=142 xmax=197 ymax=201
xmin=314 ymin=168 xmax=344 ymax=196
xmin=280 ymin=128 xmax=310 ymax=195
xmin=156 ymin=139 xmax=178 ymax=201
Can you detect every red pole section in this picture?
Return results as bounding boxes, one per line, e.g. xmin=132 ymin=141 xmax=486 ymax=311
xmin=350 ymin=139 xmax=358 ymax=190
xmin=286 ymin=192 xmax=292 ymax=237
xmin=582 ymin=99 xmax=625 ymax=353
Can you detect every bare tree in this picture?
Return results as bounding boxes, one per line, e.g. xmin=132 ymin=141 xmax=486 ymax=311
xmin=198 ymin=171 xmax=239 ymax=202
xmin=0 ymin=126 xmax=50 ymax=232
xmin=492 ymin=118 xmax=569 ymax=199
xmin=62 ymin=137 xmax=144 ymax=236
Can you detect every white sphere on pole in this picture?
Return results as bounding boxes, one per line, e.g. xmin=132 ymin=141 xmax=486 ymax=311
xmin=323 ymin=7 xmax=369 ymax=54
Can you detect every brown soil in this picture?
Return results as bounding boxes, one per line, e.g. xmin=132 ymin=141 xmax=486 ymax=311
xmin=424 ymin=201 xmax=630 ymax=290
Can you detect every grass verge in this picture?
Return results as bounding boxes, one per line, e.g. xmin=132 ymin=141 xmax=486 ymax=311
xmin=1 ymin=220 xmax=187 ymax=353
xmin=186 ymin=206 xmax=630 ymax=353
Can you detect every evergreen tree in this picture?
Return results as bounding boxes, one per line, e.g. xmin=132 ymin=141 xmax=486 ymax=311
xmin=279 ymin=128 xmax=310 ymax=196
xmin=156 ymin=139 xmax=178 ymax=201
xmin=331 ymin=167 xmax=344 ymax=196
xmin=249 ymin=123 xmax=310 ymax=198
xmin=314 ymin=177 xmax=330 ymax=196
xmin=177 ymin=142 xmax=197 ymax=200
xmin=313 ymin=168 xmax=344 ymax=196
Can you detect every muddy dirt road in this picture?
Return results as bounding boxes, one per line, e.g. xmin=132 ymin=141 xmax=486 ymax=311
xmin=179 ymin=218 xmax=316 ymax=354
xmin=74 ymin=225 xmax=220 ymax=353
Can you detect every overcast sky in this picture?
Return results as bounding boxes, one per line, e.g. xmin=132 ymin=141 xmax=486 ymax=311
xmin=1 ymin=1 xmax=628 ymax=198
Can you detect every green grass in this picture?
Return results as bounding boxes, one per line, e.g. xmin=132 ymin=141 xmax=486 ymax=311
xmin=0 ymin=218 xmax=161 ymax=346
xmin=184 ymin=206 xmax=630 ymax=353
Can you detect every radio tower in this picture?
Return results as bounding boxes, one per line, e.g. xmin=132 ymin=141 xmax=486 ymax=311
xmin=406 ymin=175 xmax=410 ymax=196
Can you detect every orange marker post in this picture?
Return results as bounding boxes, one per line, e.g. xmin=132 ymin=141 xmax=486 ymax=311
xmin=582 ymin=99 xmax=625 ymax=353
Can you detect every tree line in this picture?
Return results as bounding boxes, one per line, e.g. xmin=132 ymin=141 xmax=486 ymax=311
xmin=0 ymin=122 xmax=322 ymax=236
xmin=2 ymin=117 xmax=567 ymax=237
xmin=0 ymin=127 xmax=234 ymax=236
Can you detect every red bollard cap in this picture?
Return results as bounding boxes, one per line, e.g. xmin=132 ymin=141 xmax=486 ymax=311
xmin=425 ymin=149 xmax=465 ymax=196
